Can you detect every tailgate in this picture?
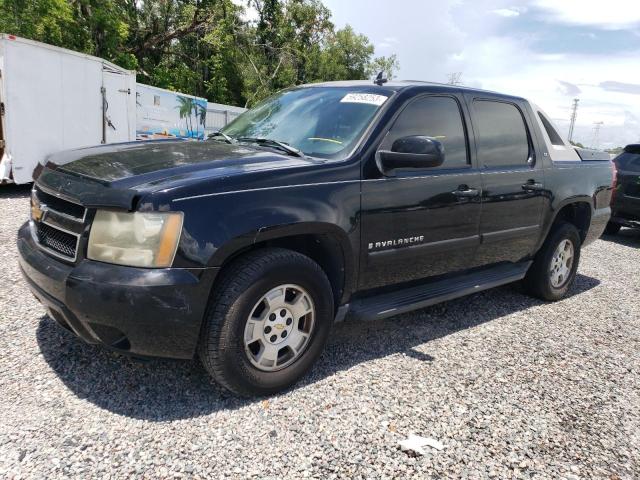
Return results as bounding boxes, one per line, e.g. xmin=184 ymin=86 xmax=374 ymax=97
xmin=574 ymin=147 xmax=611 ymax=161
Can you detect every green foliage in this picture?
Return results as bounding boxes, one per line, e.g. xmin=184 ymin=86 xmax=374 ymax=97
xmin=0 ymin=0 xmax=74 ymax=46
xmin=0 ymin=0 xmax=399 ymax=107
xmin=317 ymin=25 xmax=374 ymax=81
xmin=367 ymin=54 xmax=400 ymax=80
xmin=176 ymin=95 xmax=204 ymax=135
xmin=570 ymin=141 xmax=585 ymax=148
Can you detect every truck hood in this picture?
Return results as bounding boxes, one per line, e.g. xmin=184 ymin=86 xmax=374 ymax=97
xmin=38 ymin=140 xmax=322 ymax=209
xmin=49 ymin=140 xmax=315 ymax=185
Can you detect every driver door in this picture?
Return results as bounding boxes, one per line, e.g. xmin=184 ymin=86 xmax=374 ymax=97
xmin=359 ymin=94 xmax=482 ymax=290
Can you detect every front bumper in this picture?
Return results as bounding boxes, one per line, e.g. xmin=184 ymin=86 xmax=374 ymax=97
xmin=17 ymin=223 xmax=219 ymax=359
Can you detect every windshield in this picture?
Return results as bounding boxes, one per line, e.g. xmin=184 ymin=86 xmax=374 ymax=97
xmin=220 ymin=87 xmax=390 ymax=159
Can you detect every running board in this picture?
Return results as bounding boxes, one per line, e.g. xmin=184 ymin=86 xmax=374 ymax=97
xmin=349 ymin=262 xmax=531 ymax=322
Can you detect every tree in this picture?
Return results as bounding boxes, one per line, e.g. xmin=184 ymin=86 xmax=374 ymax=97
xmin=317 ymin=25 xmax=373 ymax=81
xmin=68 ymin=1 xmax=130 ymax=61
xmin=0 ymin=0 xmax=398 ymax=107
xmin=176 ymin=95 xmax=196 ymax=136
xmin=0 ymin=0 xmax=73 ymax=46
xmin=367 ymin=54 xmax=400 ymax=80
xmin=281 ymin=0 xmax=333 ymax=84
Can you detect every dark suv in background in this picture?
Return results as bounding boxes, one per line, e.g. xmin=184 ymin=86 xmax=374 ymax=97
xmin=606 ymin=144 xmax=640 ymax=235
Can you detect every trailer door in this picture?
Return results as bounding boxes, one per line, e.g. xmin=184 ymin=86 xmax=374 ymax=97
xmin=0 ymin=73 xmax=5 ymax=162
xmin=102 ymin=70 xmax=134 ymax=144
xmin=0 ymin=43 xmax=7 ymax=180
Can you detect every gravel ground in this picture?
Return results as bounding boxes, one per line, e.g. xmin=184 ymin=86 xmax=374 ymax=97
xmin=1 ymin=184 xmax=639 ymax=479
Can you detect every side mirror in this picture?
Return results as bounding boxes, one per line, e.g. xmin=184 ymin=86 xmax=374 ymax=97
xmin=377 ymin=136 xmax=445 ymax=175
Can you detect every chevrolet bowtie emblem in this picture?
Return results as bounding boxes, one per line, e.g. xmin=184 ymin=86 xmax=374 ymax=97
xmin=274 ymin=324 xmax=284 ymax=330
xmin=31 ymin=199 xmax=46 ymax=222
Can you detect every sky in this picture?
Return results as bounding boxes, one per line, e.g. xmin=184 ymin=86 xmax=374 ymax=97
xmin=320 ymin=0 xmax=640 ymax=149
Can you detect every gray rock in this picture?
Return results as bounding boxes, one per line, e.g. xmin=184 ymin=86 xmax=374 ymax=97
xmin=1 ymin=187 xmax=639 ymax=479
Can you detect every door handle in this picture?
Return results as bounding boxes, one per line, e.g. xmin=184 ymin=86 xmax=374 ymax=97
xmin=522 ymin=180 xmax=544 ymax=191
xmin=453 ymin=186 xmax=480 ymax=197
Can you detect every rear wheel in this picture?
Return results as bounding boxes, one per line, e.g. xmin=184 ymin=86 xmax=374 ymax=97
xmin=524 ymin=222 xmax=581 ymax=301
xmin=604 ymin=221 xmax=621 ymax=235
xmin=198 ymin=248 xmax=334 ymax=396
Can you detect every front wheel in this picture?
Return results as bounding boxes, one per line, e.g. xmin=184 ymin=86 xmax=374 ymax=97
xmin=524 ymin=222 xmax=581 ymax=301
xmin=198 ymin=248 xmax=334 ymax=396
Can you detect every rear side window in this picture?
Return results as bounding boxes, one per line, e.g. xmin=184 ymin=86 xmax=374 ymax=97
xmin=473 ymin=100 xmax=530 ymax=168
xmin=538 ymin=112 xmax=564 ymax=146
xmin=616 ymin=152 xmax=640 ymax=171
xmin=381 ymin=96 xmax=468 ymax=168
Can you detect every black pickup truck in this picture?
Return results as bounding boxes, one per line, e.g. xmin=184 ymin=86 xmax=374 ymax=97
xmin=18 ymin=80 xmax=613 ymax=396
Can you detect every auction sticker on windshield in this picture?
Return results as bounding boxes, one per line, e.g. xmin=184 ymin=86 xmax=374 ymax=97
xmin=340 ymin=93 xmax=388 ymax=106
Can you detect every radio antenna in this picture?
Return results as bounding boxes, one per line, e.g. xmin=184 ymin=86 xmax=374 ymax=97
xmin=374 ymin=71 xmax=388 ymax=86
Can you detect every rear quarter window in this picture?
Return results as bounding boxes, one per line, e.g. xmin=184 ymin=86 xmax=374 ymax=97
xmin=616 ymin=152 xmax=640 ymax=171
xmin=538 ymin=112 xmax=565 ymax=146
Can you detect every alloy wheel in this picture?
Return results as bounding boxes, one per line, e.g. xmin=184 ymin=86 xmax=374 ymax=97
xmin=243 ymin=284 xmax=315 ymax=371
xmin=549 ymin=239 xmax=574 ymax=288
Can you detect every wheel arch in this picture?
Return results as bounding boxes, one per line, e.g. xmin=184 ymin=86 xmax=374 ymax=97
xmin=538 ymin=197 xmax=593 ymax=250
xmin=208 ymin=222 xmax=356 ymax=309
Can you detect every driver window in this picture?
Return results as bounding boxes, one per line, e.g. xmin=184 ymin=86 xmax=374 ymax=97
xmin=381 ymin=96 xmax=469 ymax=168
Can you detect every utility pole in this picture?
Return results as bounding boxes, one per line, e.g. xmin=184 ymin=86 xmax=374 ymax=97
xmin=447 ymin=72 xmax=463 ymax=86
xmin=568 ymin=98 xmax=579 ymax=143
xmin=591 ymin=121 xmax=604 ymax=149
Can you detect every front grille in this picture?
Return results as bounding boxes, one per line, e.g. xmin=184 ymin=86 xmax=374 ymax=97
xmin=36 ymin=222 xmax=78 ymax=259
xmin=31 ymin=185 xmax=87 ymax=262
xmin=34 ymin=186 xmax=85 ymax=220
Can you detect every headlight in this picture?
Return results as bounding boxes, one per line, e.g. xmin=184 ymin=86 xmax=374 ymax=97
xmin=88 ymin=210 xmax=183 ymax=268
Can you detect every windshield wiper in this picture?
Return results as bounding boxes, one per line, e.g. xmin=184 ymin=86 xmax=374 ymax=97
xmin=237 ymin=137 xmax=305 ymax=157
xmin=207 ymin=131 xmax=235 ymax=144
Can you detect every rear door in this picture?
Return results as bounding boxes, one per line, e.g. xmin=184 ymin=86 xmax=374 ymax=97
xmin=468 ymin=96 xmax=545 ymax=265
xmin=359 ymin=93 xmax=482 ymax=290
xmin=102 ymin=70 xmax=134 ymax=144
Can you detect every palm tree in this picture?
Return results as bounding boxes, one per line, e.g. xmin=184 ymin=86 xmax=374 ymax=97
xmin=195 ymin=102 xmax=207 ymax=138
xmin=176 ymin=96 xmax=196 ymax=137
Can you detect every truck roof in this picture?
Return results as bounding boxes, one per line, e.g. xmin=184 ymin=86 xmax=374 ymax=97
xmin=301 ymin=79 xmax=526 ymax=102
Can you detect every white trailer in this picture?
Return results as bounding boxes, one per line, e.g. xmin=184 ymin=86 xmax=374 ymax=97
xmin=0 ymin=34 xmax=136 ymax=184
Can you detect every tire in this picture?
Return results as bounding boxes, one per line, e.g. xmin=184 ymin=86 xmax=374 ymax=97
xmin=604 ymin=222 xmax=621 ymax=235
xmin=198 ymin=248 xmax=334 ymax=396
xmin=523 ymin=222 xmax=581 ymax=301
